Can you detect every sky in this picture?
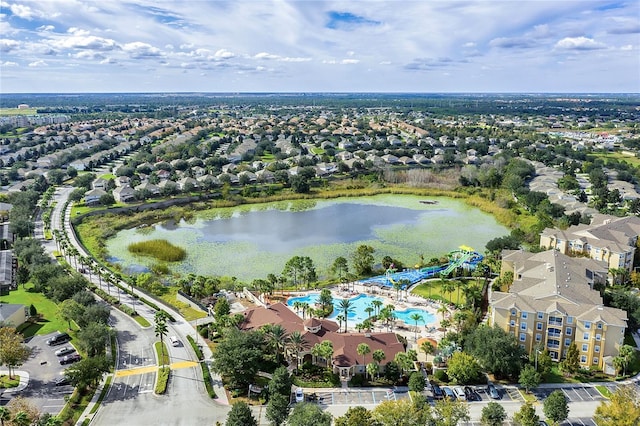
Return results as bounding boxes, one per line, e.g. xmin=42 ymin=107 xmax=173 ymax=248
xmin=1 ymin=0 xmax=639 ymax=93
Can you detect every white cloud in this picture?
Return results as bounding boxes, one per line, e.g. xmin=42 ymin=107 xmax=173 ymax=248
xmin=1 ymin=60 xmax=18 ymax=67
xmin=341 ymin=59 xmax=359 ymax=64
xmin=555 ymin=36 xmax=606 ymax=50
xmin=620 ymin=45 xmax=634 ymax=51
xmin=28 ymin=60 xmax=47 ymax=67
xmin=0 ymin=38 xmax=19 ymax=52
xmin=122 ymin=41 xmax=163 ymax=59
xmin=67 ymin=27 xmax=91 ymax=36
xmin=74 ymin=51 xmax=105 ymax=60
xmin=99 ymin=57 xmax=116 ymax=64
xmin=37 ymin=25 xmax=55 ymax=32
xmin=55 ymin=35 xmax=118 ymax=51
xmin=214 ymin=49 xmax=234 ymax=59
xmin=8 ymin=3 xmax=43 ymax=20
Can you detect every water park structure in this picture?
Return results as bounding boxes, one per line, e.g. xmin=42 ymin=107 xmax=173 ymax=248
xmin=359 ymin=246 xmax=483 ymax=289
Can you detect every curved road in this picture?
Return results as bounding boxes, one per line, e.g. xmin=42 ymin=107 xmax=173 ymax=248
xmin=45 ymin=186 xmax=231 ymax=425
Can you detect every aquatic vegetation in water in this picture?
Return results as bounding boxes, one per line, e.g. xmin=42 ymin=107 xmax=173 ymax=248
xmin=127 ymin=239 xmax=186 ymax=262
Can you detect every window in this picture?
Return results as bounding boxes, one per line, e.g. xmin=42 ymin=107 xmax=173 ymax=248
xmin=582 ymin=344 xmax=588 ymax=352
xmin=537 ymin=312 xmax=544 ymax=320
xmin=566 ymin=327 xmax=572 ymax=336
xmin=595 ymin=345 xmax=600 ymax=353
xmin=521 ymin=312 xmax=528 ymax=319
xmin=585 ymin=321 xmax=591 ymax=329
xmin=593 ymin=357 xmax=599 ymax=364
xmin=548 ymin=339 xmax=560 ymax=349
xmin=567 ymin=316 xmax=574 ymax=324
xmin=596 ymin=334 xmax=601 ymax=341
xmin=549 ymin=316 xmax=563 ymax=326
xmin=521 ymin=322 xmax=527 ymax=330
xmin=511 ymin=309 xmax=517 ymax=316
xmin=597 ymin=323 xmax=603 ymax=329
xmin=510 ymin=320 xmax=515 ymax=327
xmin=550 ymin=351 xmax=558 ymax=360
xmin=537 ymin=322 xmax=543 ymax=331
xmin=548 ymin=327 xmax=561 ymax=338
xmin=535 ymin=333 xmax=542 ymax=342
xmin=564 ymin=338 xmax=571 ymax=347
xmin=580 ymin=355 xmax=587 ymax=363
xmin=583 ymin=333 xmax=590 ymax=340
xmin=519 ymin=333 xmax=526 ymax=342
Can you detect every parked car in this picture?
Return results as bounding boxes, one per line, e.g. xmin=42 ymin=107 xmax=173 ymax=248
xmin=464 ymin=386 xmax=476 ymax=401
xmin=443 ymin=386 xmax=456 ymax=400
xmin=47 ymin=332 xmax=70 ymax=346
xmin=453 ymin=386 xmax=466 ymax=401
xmin=59 ymin=354 xmax=81 ymax=365
xmin=295 ymin=388 xmax=304 ymax=403
xmin=54 ymin=376 xmax=70 ymax=386
xmin=487 ymin=384 xmax=501 ymax=399
xmin=54 ymin=346 xmax=75 ymax=357
xmin=431 ymin=384 xmax=444 ymax=400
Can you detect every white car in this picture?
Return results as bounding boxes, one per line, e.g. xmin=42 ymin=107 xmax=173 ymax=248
xmin=55 ymin=346 xmax=75 ymax=357
xmin=295 ymin=388 xmax=304 ymax=403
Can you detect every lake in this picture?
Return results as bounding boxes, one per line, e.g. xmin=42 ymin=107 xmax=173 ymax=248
xmin=104 ymin=194 xmax=508 ymax=281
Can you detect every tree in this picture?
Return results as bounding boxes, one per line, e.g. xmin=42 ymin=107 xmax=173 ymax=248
xmin=5 ymin=397 xmax=39 ymax=425
xmin=283 ymin=256 xmax=304 ymax=288
xmin=366 ymin=362 xmax=378 ymax=380
xmin=441 ymin=280 xmax=455 ymax=303
xmin=408 ymin=371 xmax=425 ymax=392
xmin=432 ymin=397 xmax=470 ymax=426
xmin=372 ymin=349 xmax=386 ymax=366
xmin=154 ymin=311 xmax=169 ymax=364
xmin=287 ymin=402 xmax=332 ymax=426
xmin=269 ymin=366 xmax=292 ymax=399
xmin=410 ymin=312 xmax=423 ymax=341
xmin=335 ymin=406 xmax=372 ymax=426
xmin=352 ymin=245 xmax=375 ymax=276
xmin=286 ymin=331 xmax=308 ymax=369
xmin=356 ymin=343 xmax=371 ymax=368
xmin=543 ymin=390 xmax=569 ymax=424
xmin=265 ymin=393 xmax=289 ymax=426
xmin=318 ymin=288 xmax=333 ymax=314
xmin=262 ymin=324 xmax=288 ymax=364
xmin=0 ymin=406 xmax=9 ymax=426
xmin=481 ymin=401 xmax=507 ymax=426
xmin=513 ymin=401 xmax=539 ymax=426
xmin=213 ymin=297 xmax=231 ymax=319
xmin=311 ymin=341 xmax=334 ymax=371
xmin=464 ymin=325 xmax=524 ymax=379
xmin=594 ymin=384 xmax=640 ymax=426
xmin=617 ymin=344 xmax=636 ymax=376
xmin=371 ymin=399 xmax=429 ymax=426
xmin=12 ymin=411 xmax=30 ymax=426
xmin=420 ymin=340 xmax=435 ymax=360
xmin=64 ymin=355 xmax=110 ymax=388
xmin=0 ymin=327 xmax=31 ymax=379
xmin=211 ymin=329 xmax=264 ymax=389
xmin=446 ymin=351 xmax=481 ymax=384
xmin=338 ymin=298 xmax=355 ymax=332
xmin=77 ymin=322 xmax=110 ymax=357
xmin=518 ymin=364 xmax=542 ymax=394
xmin=226 ymin=401 xmax=257 ymax=426
xmin=331 ymin=257 xmax=349 ymax=282
xmin=560 ymin=342 xmax=579 ymax=375
xmin=58 ymin=299 xmax=83 ymax=330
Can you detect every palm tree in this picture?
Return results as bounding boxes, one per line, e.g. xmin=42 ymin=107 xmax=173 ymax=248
xmin=392 ymin=280 xmax=403 ymax=300
xmin=366 ymin=362 xmax=379 ymax=381
xmin=46 ymin=416 xmax=64 ymax=426
xmin=335 ymin=314 xmax=345 ymax=332
xmin=154 ymin=311 xmax=169 ymax=364
xmin=338 ymin=298 xmax=354 ymax=333
xmin=410 ymin=313 xmax=423 ymax=341
xmin=292 ymin=301 xmax=303 ymax=315
xmin=455 ymin=280 xmax=468 ymax=305
xmin=371 ymin=300 xmax=383 ymax=317
xmin=437 ymin=304 xmax=448 ymax=321
xmin=364 ymin=306 xmax=374 ymax=319
xmin=0 ymin=407 xmax=9 ymax=426
xmin=441 ymin=280 xmax=456 ymax=304
xmin=262 ymin=324 xmax=288 ymax=364
xmin=372 ymin=349 xmax=386 ymax=366
xmin=286 ymin=331 xmax=308 ymax=369
xmin=301 ymin=302 xmax=309 ymax=319
xmin=357 ymin=343 xmax=371 ymax=368
xmin=12 ymin=412 xmax=30 ymax=426
xmin=420 ymin=341 xmax=435 ymax=360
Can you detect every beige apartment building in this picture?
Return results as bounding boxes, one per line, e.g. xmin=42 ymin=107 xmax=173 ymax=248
xmin=490 ymin=249 xmax=627 ymax=373
xmin=539 ymin=214 xmax=640 ymax=273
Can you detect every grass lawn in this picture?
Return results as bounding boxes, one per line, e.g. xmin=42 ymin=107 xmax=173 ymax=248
xmin=154 ymin=341 xmax=170 ymax=366
xmin=0 ymin=107 xmax=38 ymax=116
xmin=3 ymin=284 xmax=68 ymax=337
xmin=133 ymin=315 xmax=151 ymax=327
xmin=411 ymin=278 xmax=480 ymax=306
xmin=589 ymin=152 xmax=640 ymax=167
xmin=596 ymin=385 xmax=612 ymax=398
xmin=0 ymin=375 xmax=20 ymax=388
xmin=161 ymin=288 xmax=207 ymax=321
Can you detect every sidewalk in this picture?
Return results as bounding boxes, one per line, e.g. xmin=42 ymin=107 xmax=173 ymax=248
xmin=0 ymin=370 xmax=29 ymax=394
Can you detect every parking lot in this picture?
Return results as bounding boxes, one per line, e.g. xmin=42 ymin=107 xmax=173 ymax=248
xmin=431 ymin=385 xmax=525 ymax=403
xmin=532 ymin=385 xmax=608 ymax=403
xmin=463 ymin=419 xmax=597 ymax=426
xmin=11 ymin=333 xmax=78 ymax=414
xmin=295 ymin=388 xmax=411 ymax=406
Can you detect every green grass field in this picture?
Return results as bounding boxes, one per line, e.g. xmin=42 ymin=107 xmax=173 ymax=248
xmin=3 ymin=284 xmax=67 ymax=337
xmin=410 ymin=278 xmax=479 ymax=305
xmin=589 ymin=152 xmax=640 ymax=167
xmin=0 ymin=107 xmax=38 ymax=116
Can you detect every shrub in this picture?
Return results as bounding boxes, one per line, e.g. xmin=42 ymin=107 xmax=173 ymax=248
xmin=155 ymin=366 xmax=170 ymax=394
xmin=349 ymin=374 xmax=366 ymax=387
xmin=433 ymin=369 xmax=449 ymax=383
xmin=201 ymin=362 xmax=217 ymax=399
xmin=186 ymin=335 xmax=204 ymax=360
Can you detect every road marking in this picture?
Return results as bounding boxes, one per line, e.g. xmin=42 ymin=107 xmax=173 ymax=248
xmin=115 ymin=360 xmax=199 ymax=377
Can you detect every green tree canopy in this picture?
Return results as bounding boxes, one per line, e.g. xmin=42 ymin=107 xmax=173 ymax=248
xmin=225 ymin=402 xmax=257 ymax=426
xmin=64 ymin=355 xmax=110 ymax=388
xmin=286 ymin=402 xmax=332 ymax=426
xmin=543 ymin=390 xmax=569 ymax=424
xmin=0 ymin=327 xmax=31 ymax=379
xmin=518 ymin=364 xmax=542 ymax=394
xmin=352 ymin=245 xmax=375 ymax=276
xmin=334 ymin=406 xmax=372 ymax=426
xmin=432 ymin=398 xmax=470 ymax=426
xmin=480 ymin=401 xmax=506 ymax=426
xmin=265 ymin=393 xmax=289 ymax=426
xmin=371 ymin=399 xmax=429 ymax=426
xmin=594 ymin=384 xmax=640 ymax=426
xmin=211 ymin=329 xmax=265 ymax=389
xmin=446 ymin=351 xmax=482 ymax=384
xmin=464 ymin=325 xmax=524 ymax=379
xmin=513 ymin=401 xmax=539 ymax=426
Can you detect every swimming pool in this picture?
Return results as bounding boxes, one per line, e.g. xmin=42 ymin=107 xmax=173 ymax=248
xmin=286 ymin=293 xmax=435 ymax=326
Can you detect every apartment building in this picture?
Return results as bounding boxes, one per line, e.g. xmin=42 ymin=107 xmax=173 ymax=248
xmin=539 ymin=214 xmax=640 ymax=273
xmin=489 ymin=249 xmax=627 ymax=373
